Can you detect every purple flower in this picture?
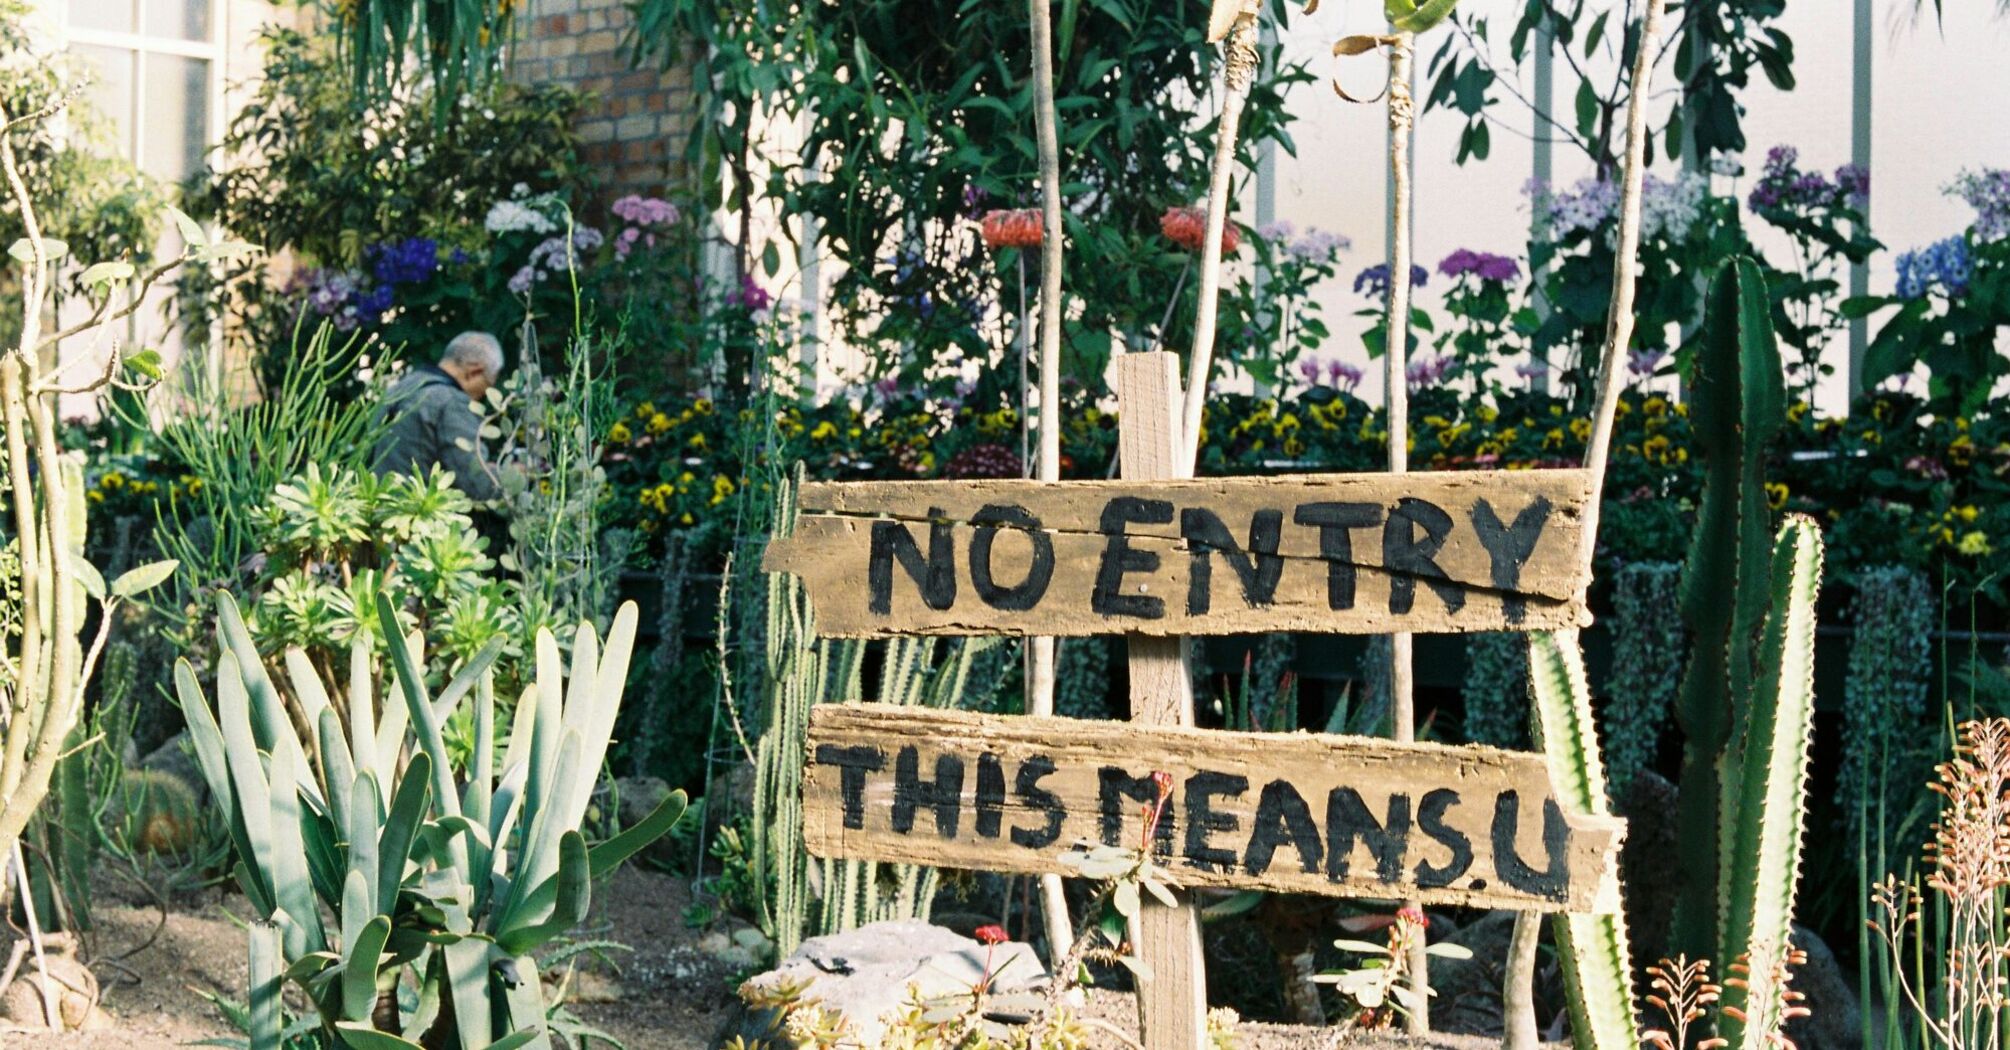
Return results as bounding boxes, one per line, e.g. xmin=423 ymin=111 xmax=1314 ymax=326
xmin=1353 ymin=263 xmax=1428 ymax=297
xmin=1514 ymin=359 xmax=1549 ymax=381
xmin=368 ymin=238 xmax=440 ymax=287
xmin=1405 ymin=354 xmax=1451 ymax=390
xmin=1835 ymin=164 xmax=1870 ymax=210
xmin=727 ymin=273 xmax=773 ymax=312
xmin=1628 ymin=349 xmax=1668 ymax=378
xmin=873 ymin=377 xmax=901 ymax=400
xmin=1438 ymin=248 xmax=1519 ymax=283
xmin=353 ymin=284 xmax=396 ymax=326
xmin=1327 ymin=360 xmax=1363 ymax=391
xmin=1747 ymin=144 xmax=1848 ymax=214
xmin=507 ymin=265 xmax=537 ymax=295
xmin=1297 ymin=358 xmax=1322 ymax=385
xmin=1949 ymin=168 xmax=2010 ymax=241
xmin=611 ymin=195 xmax=679 ymax=227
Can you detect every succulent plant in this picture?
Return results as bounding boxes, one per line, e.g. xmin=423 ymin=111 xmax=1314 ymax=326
xmin=175 ymin=591 xmax=686 ymax=1049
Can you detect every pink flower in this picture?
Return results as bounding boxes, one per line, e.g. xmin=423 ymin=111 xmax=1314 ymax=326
xmin=975 ymin=924 xmax=1009 ymax=946
xmin=981 ymin=209 xmax=1042 ymax=249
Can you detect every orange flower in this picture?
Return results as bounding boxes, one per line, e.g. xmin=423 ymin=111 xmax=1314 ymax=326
xmin=981 ymin=208 xmax=1043 ymax=249
xmin=1160 ymin=206 xmax=1240 ymax=253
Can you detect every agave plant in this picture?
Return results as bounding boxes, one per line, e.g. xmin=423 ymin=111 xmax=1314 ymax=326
xmin=175 ymin=592 xmax=686 ymax=1049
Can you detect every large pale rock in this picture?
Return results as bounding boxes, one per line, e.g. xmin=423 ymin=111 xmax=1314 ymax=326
xmin=722 ymin=920 xmax=1045 ymax=1047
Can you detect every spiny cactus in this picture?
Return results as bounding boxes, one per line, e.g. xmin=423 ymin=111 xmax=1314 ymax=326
xmin=176 ymin=591 xmax=686 ymax=1049
xmin=1716 ymin=516 xmax=1823 ymax=1048
xmin=1670 ymin=256 xmax=1788 ymax=963
xmin=1527 ymin=630 xmax=1636 ymax=1050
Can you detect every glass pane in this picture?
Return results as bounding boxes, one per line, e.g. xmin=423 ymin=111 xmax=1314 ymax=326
xmin=69 ymin=0 xmax=136 ymax=33
xmin=141 ymin=53 xmax=208 ymax=182
xmin=143 ymin=0 xmax=211 ymax=42
xmin=72 ymin=43 xmax=135 ymax=151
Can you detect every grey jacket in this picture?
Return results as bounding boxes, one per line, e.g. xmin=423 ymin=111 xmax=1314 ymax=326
xmin=372 ymin=365 xmax=500 ymax=501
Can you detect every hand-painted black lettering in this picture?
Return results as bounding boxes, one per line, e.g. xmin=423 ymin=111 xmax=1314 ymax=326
xmin=1183 ymin=771 xmax=1248 ymax=873
xmin=975 ymin=753 xmax=1007 ymax=839
xmin=892 ymin=746 xmax=964 ymax=838
xmin=1325 ymin=787 xmax=1410 ymax=882
xmin=1180 ymin=508 xmax=1285 ymax=614
xmin=1384 ymin=498 xmax=1465 ymax=615
xmin=1090 ymin=498 xmax=1173 ymax=620
xmin=1292 ymin=503 xmax=1382 ymax=610
xmin=1414 ymin=788 xmax=1474 ymax=888
xmin=969 ymin=504 xmax=1055 ymax=611
xmin=1244 ymin=780 xmax=1323 ymax=876
xmin=1470 ymin=497 xmax=1554 ymax=624
xmin=1011 ymin=755 xmax=1067 ymax=848
xmin=816 ymin=744 xmax=886 ymax=830
xmin=1490 ymin=790 xmax=1571 ymax=900
xmin=1099 ymin=766 xmax=1174 ymax=856
xmin=868 ymin=510 xmax=957 ymax=615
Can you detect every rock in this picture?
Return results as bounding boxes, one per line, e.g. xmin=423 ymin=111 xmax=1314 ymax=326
xmin=615 ymin=775 xmax=673 ymax=830
xmin=1426 ymin=911 xmax=1515 ymax=1037
xmin=719 ymin=920 xmax=1046 ymax=1047
xmin=140 ymin=731 xmax=208 ymax=807
xmin=1785 ymin=925 xmax=1861 ymax=1050
xmin=0 ymin=935 xmax=108 ymax=1032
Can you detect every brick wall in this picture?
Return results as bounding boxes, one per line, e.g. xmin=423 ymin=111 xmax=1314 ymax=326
xmin=510 ymin=0 xmax=698 ymax=209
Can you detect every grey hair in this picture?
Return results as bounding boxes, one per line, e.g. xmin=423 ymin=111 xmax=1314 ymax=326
xmin=441 ymin=331 xmax=505 ymax=378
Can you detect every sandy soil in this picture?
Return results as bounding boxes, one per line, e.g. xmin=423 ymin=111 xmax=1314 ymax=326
xmin=0 ymin=867 xmax=1486 ymax=1050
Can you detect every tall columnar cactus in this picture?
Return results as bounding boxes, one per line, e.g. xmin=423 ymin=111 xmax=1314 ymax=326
xmin=1670 ymin=256 xmax=1788 ymax=963
xmin=1715 ymin=516 xmax=1823 ymax=1047
xmin=1527 ymin=630 xmax=1636 ymax=1050
xmin=175 ymin=593 xmax=686 ymax=1049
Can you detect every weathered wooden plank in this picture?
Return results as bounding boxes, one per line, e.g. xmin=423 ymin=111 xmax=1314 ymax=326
xmin=1114 ymin=351 xmax=1208 ymax=1050
xmin=802 ymin=704 xmax=1627 ymax=915
xmin=761 ymin=469 xmax=1593 ymax=637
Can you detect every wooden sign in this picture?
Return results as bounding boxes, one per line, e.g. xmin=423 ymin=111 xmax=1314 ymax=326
xmin=762 ymin=469 xmax=1594 ymax=638
xmin=803 ymin=704 xmax=1625 ymax=914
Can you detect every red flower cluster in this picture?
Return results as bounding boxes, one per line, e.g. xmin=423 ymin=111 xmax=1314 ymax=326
xmin=981 ymin=209 xmax=1043 ymax=249
xmin=974 ymin=924 xmax=1010 ymax=946
xmin=1160 ymin=206 xmax=1240 ymax=253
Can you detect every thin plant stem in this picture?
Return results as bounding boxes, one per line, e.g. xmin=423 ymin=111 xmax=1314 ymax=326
xmin=1026 ymin=0 xmax=1072 ymax=965
xmin=1179 ymin=15 xmax=1261 ymax=472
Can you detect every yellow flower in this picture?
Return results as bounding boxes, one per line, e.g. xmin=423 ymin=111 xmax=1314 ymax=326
xmin=1614 ymin=399 xmax=1632 ymax=417
xmin=1422 ymin=415 xmax=1452 ymax=429
xmin=101 ymin=472 xmax=126 ymax=490
xmin=688 ymin=433 xmax=708 ymax=450
xmin=635 ymin=401 xmax=657 ymax=419
xmin=608 ymin=421 xmax=632 ymax=443
xmin=1958 ymin=531 xmax=1993 ymax=557
xmin=1476 ymin=405 xmax=1498 ymax=423
xmin=1958 ymin=505 xmax=1980 ymax=523
xmin=1543 ymin=428 xmax=1565 ymax=450
xmin=1860 ymin=430 xmax=1881 ymax=446
xmin=1283 ymin=436 xmax=1306 ymax=457
xmin=1766 ymin=482 xmax=1789 ymax=510
xmin=695 ymin=398 xmax=715 ymax=415
xmin=1787 ymin=400 xmax=1810 ymax=423
xmin=86 ymin=490 xmax=104 ymax=503
xmin=1549 ymin=404 xmax=1563 ymax=417
xmin=1568 ymin=418 xmax=1592 ymax=442
xmin=646 ymin=412 xmax=673 ymax=435
xmin=1950 ymin=434 xmax=1976 ymax=466
xmin=811 ymin=421 xmax=837 ymax=441
xmin=709 ymin=475 xmax=736 ymax=506
xmin=1643 ymin=434 xmax=1672 ymax=461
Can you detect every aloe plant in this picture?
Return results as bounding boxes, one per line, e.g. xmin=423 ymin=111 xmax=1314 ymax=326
xmin=175 ymin=592 xmax=686 ymax=1049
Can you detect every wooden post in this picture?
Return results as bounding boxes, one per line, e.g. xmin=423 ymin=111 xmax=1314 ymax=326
xmin=1115 ymin=351 xmax=1207 ymax=1050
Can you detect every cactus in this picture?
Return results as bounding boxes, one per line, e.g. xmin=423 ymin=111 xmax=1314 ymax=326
xmin=1526 ymin=629 xmax=1636 ymax=1050
xmin=174 ymin=591 xmax=687 ymax=1049
xmin=1669 ymin=256 xmax=1788 ymax=963
xmin=1715 ymin=516 xmax=1822 ymax=1047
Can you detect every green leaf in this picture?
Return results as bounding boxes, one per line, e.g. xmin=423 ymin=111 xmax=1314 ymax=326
xmin=761 ymin=240 xmax=781 ymax=277
xmin=125 ymin=348 xmax=165 ymax=381
xmin=588 ymin=789 xmax=688 ymax=878
xmin=7 ymin=237 xmax=68 ymax=264
xmin=333 ymin=1023 xmax=426 ymax=1050
xmin=1389 ymin=0 xmax=1460 ymax=33
xmin=78 ymin=260 xmax=135 ymax=287
xmin=110 ymin=559 xmax=178 ymax=598
xmin=163 ymin=205 xmax=207 ymax=250
xmin=67 ymin=550 xmax=106 ymax=600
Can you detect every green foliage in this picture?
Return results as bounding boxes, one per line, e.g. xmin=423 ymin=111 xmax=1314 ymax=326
xmin=1670 ymin=256 xmax=1786 ymax=963
xmin=1601 ymin=562 xmax=1683 ymax=795
xmin=1839 ymin=565 xmax=1933 ymax=848
xmin=1459 ymin=631 xmax=1527 ymax=748
xmin=174 ymin=592 xmax=686 ymax=1048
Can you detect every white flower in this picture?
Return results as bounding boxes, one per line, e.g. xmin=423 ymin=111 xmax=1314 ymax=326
xmin=484 ymin=199 xmax=557 ymax=235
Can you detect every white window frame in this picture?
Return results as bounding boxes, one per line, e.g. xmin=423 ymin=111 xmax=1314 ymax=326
xmin=58 ymin=0 xmax=228 ymax=186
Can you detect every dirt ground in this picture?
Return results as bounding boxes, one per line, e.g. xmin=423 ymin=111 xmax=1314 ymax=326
xmin=0 ymin=867 xmax=1493 ymax=1050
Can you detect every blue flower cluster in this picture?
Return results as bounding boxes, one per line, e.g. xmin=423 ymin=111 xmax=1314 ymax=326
xmin=297 ymin=237 xmax=451 ymax=330
xmin=1894 ymin=236 xmax=1972 ymax=300
xmin=369 ymin=237 xmax=442 ymax=287
xmin=1352 ymin=263 xmax=1429 ymax=298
